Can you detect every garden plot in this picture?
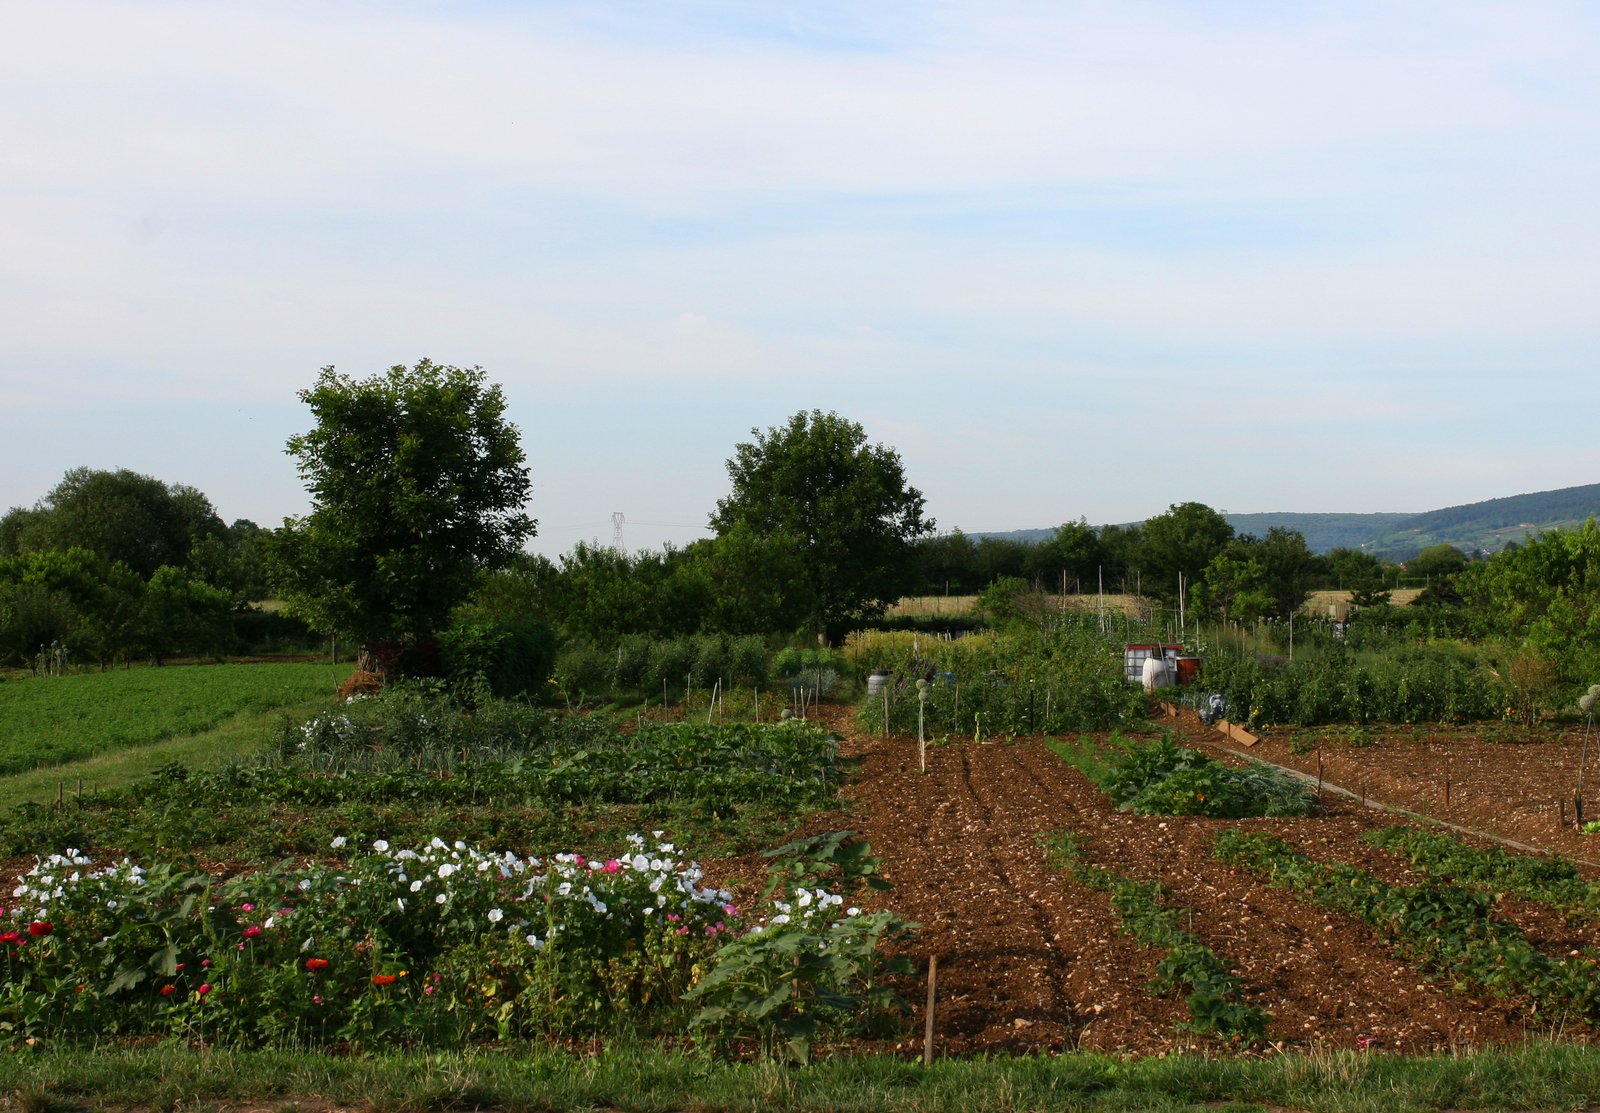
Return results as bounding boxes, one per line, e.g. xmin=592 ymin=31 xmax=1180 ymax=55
xmin=827 ymin=707 xmax=1600 ymax=1056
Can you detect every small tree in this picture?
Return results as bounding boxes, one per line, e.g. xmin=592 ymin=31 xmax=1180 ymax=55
xmin=273 ymin=360 xmax=534 ymax=671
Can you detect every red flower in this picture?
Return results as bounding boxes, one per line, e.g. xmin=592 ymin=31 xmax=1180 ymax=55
xmin=27 ymin=921 xmax=52 ymax=937
xmin=160 ymin=985 xmax=176 ymax=997
xmin=0 ymin=931 xmax=19 ymax=945
xmin=242 ymin=925 xmax=262 ymax=939
xmin=371 ymin=974 xmax=397 ymax=986
xmin=197 ymin=983 xmax=212 ymax=996
xmin=305 ymin=958 xmax=330 ymax=971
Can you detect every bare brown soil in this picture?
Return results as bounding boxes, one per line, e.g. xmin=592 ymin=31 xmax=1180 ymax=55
xmin=816 ymin=704 xmax=1600 ymax=1057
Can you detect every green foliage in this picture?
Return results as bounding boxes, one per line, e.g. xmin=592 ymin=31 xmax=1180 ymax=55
xmin=439 ymin=614 xmax=555 ymax=701
xmin=976 ymin=576 xmax=1031 ymax=621
xmin=0 ymin=467 xmax=226 ymax=579
xmin=272 ymin=361 xmax=535 ymax=659
xmin=851 ymin=620 xmax=1146 ymax=737
xmin=1043 ymin=832 xmax=1268 ymax=1042
xmin=1458 ymin=518 xmax=1600 ymax=684
xmin=686 ymin=832 xmax=912 ymax=1062
xmin=710 ymin=410 xmax=933 ymax=640
xmin=1138 ymin=502 xmax=1234 ymax=604
xmin=1326 ymin=547 xmax=1392 ymax=608
xmin=1197 ymin=641 xmax=1505 ymax=726
xmin=1053 ymin=734 xmax=1317 ymax=819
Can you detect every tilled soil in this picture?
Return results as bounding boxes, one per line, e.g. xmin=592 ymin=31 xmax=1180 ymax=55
xmin=824 ymin=707 xmax=1600 ymax=1057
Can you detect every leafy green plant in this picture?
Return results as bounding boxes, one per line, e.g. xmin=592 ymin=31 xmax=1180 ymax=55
xmin=1052 ymin=733 xmax=1317 ymax=819
xmin=685 ymin=832 xmax=913 ymax=1063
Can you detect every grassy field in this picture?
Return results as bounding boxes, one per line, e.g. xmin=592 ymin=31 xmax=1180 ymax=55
xmin=0 ymin=662 xmax=350 ymax=804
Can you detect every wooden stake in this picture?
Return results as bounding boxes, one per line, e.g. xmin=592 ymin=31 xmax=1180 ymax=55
xmin=923 ymin=955 xmax=939 ymax=1066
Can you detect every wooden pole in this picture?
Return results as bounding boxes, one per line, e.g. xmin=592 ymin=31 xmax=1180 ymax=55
xmin=923 ymin=955 xmax=939 ymax=1066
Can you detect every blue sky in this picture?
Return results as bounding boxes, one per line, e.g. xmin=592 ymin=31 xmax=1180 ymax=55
xmin=5 ymin=1 xmax=1599 ymax=556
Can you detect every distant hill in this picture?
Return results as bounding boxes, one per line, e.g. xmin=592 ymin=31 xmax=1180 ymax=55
xmin=972 ymin=482 xmax=1600 ymax=558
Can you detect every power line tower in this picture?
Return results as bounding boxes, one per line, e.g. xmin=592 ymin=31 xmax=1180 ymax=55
xmin=612 ymin=512 xmax=625 ymax=553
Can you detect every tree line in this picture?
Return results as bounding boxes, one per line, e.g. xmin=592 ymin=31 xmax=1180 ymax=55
xmin=1 ymin=359 xmax=1583 ymax=692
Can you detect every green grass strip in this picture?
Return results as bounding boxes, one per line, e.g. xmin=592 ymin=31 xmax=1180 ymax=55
xmin=8 ymin=1041 xmax=1600 ymax=1112
xmin=1043 ymin=831 xmax=1269 ymax=1043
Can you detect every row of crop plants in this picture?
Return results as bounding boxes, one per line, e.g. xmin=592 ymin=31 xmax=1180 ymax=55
xmin=850 ymin=622 xmax=1149 ymax=737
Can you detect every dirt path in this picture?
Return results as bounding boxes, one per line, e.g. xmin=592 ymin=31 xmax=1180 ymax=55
xmin=831 ymin=711 xmax=1578 ymax=1056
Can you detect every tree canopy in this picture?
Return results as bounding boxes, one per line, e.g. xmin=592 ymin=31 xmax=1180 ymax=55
xmin=272 ymin=360 xmax=534 ymax=663
xmin=709 ymin=410 xmax=932 ymax=639
xmin=1138 ymin=502 xmax=1234 ymax=603
xmin=0 ymin=467 xmax=226 ymax=578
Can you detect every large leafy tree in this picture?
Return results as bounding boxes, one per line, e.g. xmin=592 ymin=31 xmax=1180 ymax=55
xmin=1137 ymin=502 xmax=1234 ymax=603
xmin=272 ymin=360 xmax=534 ymax=666
xmin=0 ymin=467 xmax=226 ymax=578
xmin=709 ymin=410 xmax=932 ymax=639
xmin=1457 ymin=518 xmax=1600 ymax=681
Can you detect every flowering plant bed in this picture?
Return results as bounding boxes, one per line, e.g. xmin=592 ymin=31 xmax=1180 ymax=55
xmin=0 ymin=831 xmax=906 ymax=1053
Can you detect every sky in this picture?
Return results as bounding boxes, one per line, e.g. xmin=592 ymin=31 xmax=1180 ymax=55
xmin=4 ymin=1 xmax=1599 ymax=558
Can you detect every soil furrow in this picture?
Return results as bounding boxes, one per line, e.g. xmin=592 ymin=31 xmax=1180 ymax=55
xmin=830 ymin=709 xmax=1581 ymax=1054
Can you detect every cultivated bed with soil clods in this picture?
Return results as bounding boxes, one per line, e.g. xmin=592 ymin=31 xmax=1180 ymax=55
xmin=815 ymin=705 xmax=1600 ymax=1058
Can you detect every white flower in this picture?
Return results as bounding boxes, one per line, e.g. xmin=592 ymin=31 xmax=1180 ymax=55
xmin=330 ymin=836 xmax=347 ymax=850
xmin=487 ymin=908 xmax=504 ymax=923
xmin=410 ymin=880 xmax=424 ymax=893
xmin=847 ymin=907 xmax=861 ymax=917
xmin=373 ymin=840 xmax=390 ymax=854
xmin=437 ymin=863 xmax=456 ymax=879
xmin=435 ymin=893 xmax=448 ymax=904
xmin=631 ymin=854 xmax=649 ymax=871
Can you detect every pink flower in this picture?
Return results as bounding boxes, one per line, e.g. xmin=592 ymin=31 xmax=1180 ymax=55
xmin=573 ymin=854 xmax=586 ymax=867
xmin=675 ymin=926 xmax=689 ymax=936
xmin=313 ymin=994 xmax=324 ymax=1005
xmin=723 ymin=904 xmax=738 ymax=916
xmin=197 ymin=984 xmax=212 ymax=996
xmin=424 ymin=985 xmax=435 ymax=996
xmin=666 ymin=913 xmax=680 ymax=923
xmin=603 ymin=859 xmax=621 ymax=873
xmin=240 ymin=903 xmax=255 ymax=912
